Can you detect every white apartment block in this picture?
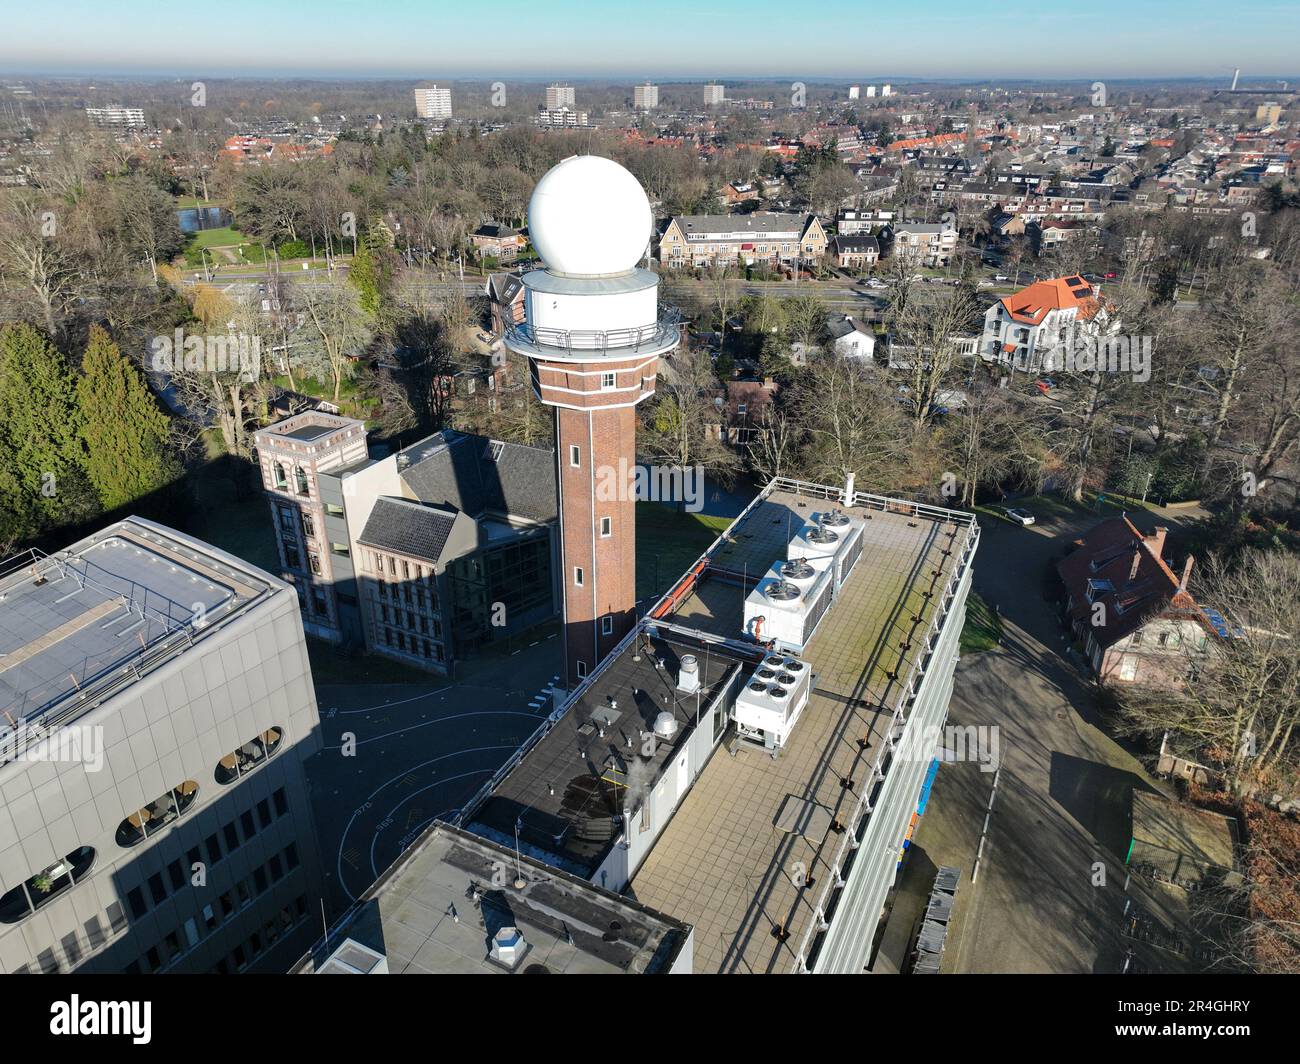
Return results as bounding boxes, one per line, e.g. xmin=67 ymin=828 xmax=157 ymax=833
xmin=537 ymin=107 xmax=590 ymax=128
xmin=85 ymin=106 xmax=146 ymax=129
xmin=634 ymin=83 xmax=659 ymax=109
xmin=546 ymin=84 xmax=576 ymax=108
xmin=413 ymin=85 xmax=452 ymax=119
xmin=848 ymin=85 xmax=860 ymax=100
xmin=704 ymin=83 xmax=725 ymax=106
xmin=865 ymin=85 xmax=877 ymax=98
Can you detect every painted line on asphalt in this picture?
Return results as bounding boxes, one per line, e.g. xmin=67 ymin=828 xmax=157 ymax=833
xmin=335 ymin=744 xmax=520 ymax=901
xmin=324 ymin=710 xmax=540 ymax=749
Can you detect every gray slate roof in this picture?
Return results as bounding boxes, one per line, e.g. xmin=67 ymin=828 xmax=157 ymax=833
xmin=358 ymin=497 xmax=459 ymax=563
xmin=398 ymin=430 xmax=557 ymax=523
xmin=668 ymin=212 xmax=815 ymax=237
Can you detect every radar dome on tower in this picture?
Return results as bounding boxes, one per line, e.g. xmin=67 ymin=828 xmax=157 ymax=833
xmin=527 ymin=155 xmax=652 ymax=277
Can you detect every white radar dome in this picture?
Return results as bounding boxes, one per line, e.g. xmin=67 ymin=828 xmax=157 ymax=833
xmin=527 ymin=155 xmax=652 ymax=276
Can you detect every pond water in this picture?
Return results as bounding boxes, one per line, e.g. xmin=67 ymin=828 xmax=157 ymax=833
xmin=178 ymin=206 xmax=231 ymax=233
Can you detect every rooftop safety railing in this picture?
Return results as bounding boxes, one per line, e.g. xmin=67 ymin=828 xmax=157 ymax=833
xmin=789 ymin=491 xmax=980 ymax=973
xmin=0 ymin=535 xmax=265 ymax=760
xmin=506 ymin=308 xmax=681 ymax=355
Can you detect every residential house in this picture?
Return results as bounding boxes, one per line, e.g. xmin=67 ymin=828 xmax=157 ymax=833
xmin=470 ymin=224 xmax=528 ymax=263
xmin=658 ymin=212 xmax=827 ymax=270
xmin=979 ymin=274 xmax=1114 ymax=372
xmin=828 ymin=234 xmax=880 ymax=270
xmin=826 ymin=315 xmax=876 ymax=360
xmin=886 ymin=223 xmax=958 ymax=267
xmin=486 ymin=271 xmax=526 ymax=335
xmin=1058 ymin=517 xmax=1216 ymax=690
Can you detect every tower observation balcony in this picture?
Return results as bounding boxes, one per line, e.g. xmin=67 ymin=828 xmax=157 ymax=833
xmin=503 ymin=266 xmax=681 ymax=363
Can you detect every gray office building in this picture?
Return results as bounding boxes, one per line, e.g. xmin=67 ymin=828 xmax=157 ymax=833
xmin=0 ymin=518 xmax=325 ymax=973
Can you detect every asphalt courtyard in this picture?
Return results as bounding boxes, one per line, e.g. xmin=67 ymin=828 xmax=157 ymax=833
xmin=302 ymin=636 xmax=562 ymax=918
xmin=885 ymin=499 xmax=1206 ymax=973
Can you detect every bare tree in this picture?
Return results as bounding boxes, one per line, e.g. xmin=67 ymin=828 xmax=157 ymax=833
xmin=0 ymin=193 xmax=79 ymax=336
xmin=787 ymin=354 xmax=910 ymax=489
xmin=292 ymin=281 xmax=372 ymax=404
xmin=639 ymin=348 xmax=740 ymax=486
xmin=1114 ymin=549 xmax=1300 ymax=798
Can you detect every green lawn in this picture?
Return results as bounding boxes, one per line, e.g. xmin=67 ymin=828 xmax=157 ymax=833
xmin=189 ymin=226 xmax=247 ymax=249
xmin=960 ymin=589 xmax=1004 ymax=653
xmin=636 ymin=503 xmax=734 ymax=601
xmin=974 ymin=490 xmax=1151 ymax=528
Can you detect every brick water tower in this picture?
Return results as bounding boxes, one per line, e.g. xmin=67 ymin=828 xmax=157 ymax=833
xmin=505 ymin=155 xmax=680 ymax=691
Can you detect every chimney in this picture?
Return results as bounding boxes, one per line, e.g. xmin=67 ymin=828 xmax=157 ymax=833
xmin=1179 ymin=555 xmax=1194 ymax=593
xmin=1146 ymin=526 xmax=1168 ymax=557
xmin=1128 ymin=548 xmax=1141 ymax=583
xmin=843 ymin=471 xmax=856 ymax=507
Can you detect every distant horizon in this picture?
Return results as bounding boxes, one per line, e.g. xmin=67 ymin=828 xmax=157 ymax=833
xmin=3 ymin=0 xmax=1297 ymax=82
xmin=3 ymin=71 xmax=1298 ymax=87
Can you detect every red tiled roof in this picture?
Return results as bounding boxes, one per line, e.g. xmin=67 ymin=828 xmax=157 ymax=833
xmin=999 ymin=275 xmax=1098 ymax=325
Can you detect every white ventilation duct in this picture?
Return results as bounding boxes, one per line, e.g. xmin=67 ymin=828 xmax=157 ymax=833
xmin=677 ymin=654 xmax=700 ymax=694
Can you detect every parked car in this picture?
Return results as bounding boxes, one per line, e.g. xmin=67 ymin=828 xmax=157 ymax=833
xmin=1002 ymin=507 xmax=1036 ymax=526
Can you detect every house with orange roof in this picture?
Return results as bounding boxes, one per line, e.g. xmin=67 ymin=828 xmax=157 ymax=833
xmin=1058 ymin=517 xmax=1219 ymax=689
xmin=979 ymin=274 xmax=1115 ymax=372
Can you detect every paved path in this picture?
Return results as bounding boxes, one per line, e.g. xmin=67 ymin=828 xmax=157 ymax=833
xmin=303 ymin=638 xmax=561 ymax=916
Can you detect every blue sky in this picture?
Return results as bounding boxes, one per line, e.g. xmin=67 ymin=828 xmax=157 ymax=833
xmin=2 ymin=0 xmax=1297 ymax=79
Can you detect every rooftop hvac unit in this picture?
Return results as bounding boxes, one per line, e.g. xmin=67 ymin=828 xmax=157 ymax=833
xmin=790 ymin=510 xmax=865 ymax=591
xmin=676 ymin=653 xmax=700 ymax=694
xmin=788 ymin=523 xmax=840 ymax=572
xmin=733 ymin=653 xmax=812 ymax=751
xmin=742 ymin=561 xmax=833 ymax=653
xmin=815 ymin=509 xmax=865 ymax=586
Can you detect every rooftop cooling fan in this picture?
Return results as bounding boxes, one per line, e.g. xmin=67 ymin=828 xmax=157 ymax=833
xmin=765 ymin=580 xmax=802 ymax=601
xmin=781 ymin=558 xmax=816 ymax=580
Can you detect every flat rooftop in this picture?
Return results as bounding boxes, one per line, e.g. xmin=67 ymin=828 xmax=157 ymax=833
xmin=630 ymin=490 xmax=969 ymax=972
xmin=469 ymin=633 xmax=743 ymax=878
xmin=295 ymin=822 xmax=690 ymax=974
xmin=0 ymin=520 xmax=274 ymax=730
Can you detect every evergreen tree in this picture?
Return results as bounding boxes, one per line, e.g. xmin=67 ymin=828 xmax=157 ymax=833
xmin=76 ymin=325 xmax=180 ymax=511
xmin=0 ymin=323 xmax=97 ymax=536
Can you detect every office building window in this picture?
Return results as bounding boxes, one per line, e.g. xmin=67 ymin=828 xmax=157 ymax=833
xmin=600 ymin=516 xmax=612 ymax=537
xmin=569 ymin=445 xmax=580 ymax=467
xmin=574 ymin=567 xmax=584 ymax=587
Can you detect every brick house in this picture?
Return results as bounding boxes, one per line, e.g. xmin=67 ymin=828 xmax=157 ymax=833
xmin=470 ymin=224 xmax=528 ymax=262
xmin=1058 ymin=517 xmax=1217 ymax=689
xmin=658 ymin=212 xmax=827 ymax=270
xmin=486 ymin=271 xmax=526 ymax=335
